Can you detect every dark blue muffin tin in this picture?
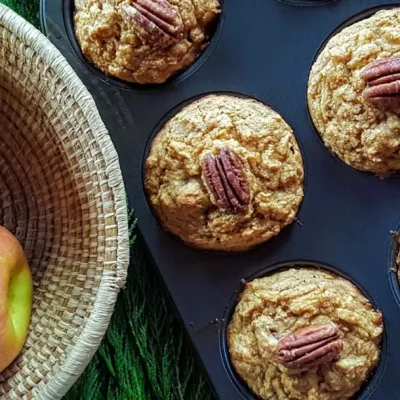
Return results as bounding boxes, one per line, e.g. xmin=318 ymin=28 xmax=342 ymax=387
xmin=41 ymin=1 xmax=400 ymax=398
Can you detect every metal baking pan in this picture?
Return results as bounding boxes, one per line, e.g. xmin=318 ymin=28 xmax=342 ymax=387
xmin=41 ymin=1 xmax=400 ymax=398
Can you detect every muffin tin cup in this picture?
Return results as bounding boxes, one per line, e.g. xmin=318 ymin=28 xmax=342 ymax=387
xmin=220 ymin=261 xmax=387 ymax=400
xmin=61 ymin=0 xmax=224 ymax=91
xmin=42 ymin=0 xmax=400 ymax=398
xmin=307 ymin=4 xmax=400 ymax=178
xmin=141 ymin=91 xmax=308 ymax=254
xmin=389 ymin=229 xmax=400 ymax=306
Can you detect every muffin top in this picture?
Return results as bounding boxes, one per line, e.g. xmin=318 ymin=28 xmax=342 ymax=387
xmin=308 ymin=8 xmax=400 ymax=176
xmin=74 ymin=0 xmax=220 ymax=84
xmin=228 ymin=268 xmax=383 ymax=400
xmin=145 ymin=95 xmax=304 ymax=251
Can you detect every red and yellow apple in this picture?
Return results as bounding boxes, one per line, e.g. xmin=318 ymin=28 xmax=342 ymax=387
xmin=0 ymin=226 xmax=32 ymax=372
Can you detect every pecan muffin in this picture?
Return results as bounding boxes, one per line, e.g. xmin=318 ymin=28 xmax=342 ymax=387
xmin=308 ymin=8 xmax=400 ymax=176
xmin=74 ymin=0 xmax=220 ymax=84
xmin=144 ymin=95 xmax=304 ymax=251
xmin=228 ymin=268 xmax=383 ymax=400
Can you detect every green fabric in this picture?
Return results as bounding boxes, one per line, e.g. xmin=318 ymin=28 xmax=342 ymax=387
xmin=1 ymin=2 xmax=215 ymax=399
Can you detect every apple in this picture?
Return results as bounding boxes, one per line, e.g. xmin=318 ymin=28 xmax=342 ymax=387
xmin=0 ymin=226 xmax=32 ymax=372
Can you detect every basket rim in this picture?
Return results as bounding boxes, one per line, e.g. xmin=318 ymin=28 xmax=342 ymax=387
xmin=0 ymin=4 xmax=130 ymax=399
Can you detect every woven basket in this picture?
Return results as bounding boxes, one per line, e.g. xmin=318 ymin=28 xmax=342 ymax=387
xmin=0 ymin=5 xmax=129 ymax=399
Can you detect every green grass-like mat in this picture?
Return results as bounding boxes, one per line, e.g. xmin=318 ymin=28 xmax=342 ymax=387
xmin=65 ymin=211 xmax=214 ymax=400
xmin=1 ymin=1 xmax=215 ymax=398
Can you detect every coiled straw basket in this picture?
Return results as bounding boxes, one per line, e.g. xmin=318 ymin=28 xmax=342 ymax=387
xmin=0 ymin=5 xmax=129 ymax=399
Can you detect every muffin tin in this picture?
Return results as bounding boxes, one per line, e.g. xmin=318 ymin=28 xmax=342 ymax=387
xmin=41 ymin=1 xmax=400 ymax=398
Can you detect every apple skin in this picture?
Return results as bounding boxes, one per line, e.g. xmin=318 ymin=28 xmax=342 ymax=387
xmin=0 ymin=226 xmax=33 ymax=372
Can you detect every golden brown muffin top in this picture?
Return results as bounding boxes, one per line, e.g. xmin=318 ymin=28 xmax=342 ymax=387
xmin=74 ymin=0 xmax=220 ymax=84
xmin=308 ymin=8 xmax=400 ymax=176
xmin=228 ymin=268 xmax=383 ymax=400
xmin=145 ymin=95 xmax=304 ymax=251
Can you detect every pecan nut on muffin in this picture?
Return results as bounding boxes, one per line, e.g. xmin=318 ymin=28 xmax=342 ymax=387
xmin=228 ymin=268 xmax=383 ymax=400
xmin=144 ymin=95 xmax=304 ymax=251
xmin=74 ymin=0 xmax=221 ymax=84
xmin=308 ymin=8 xmax=400 ymax=176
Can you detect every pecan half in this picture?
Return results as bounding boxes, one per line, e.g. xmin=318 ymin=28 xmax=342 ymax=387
xmin=362 ymin=57 xmax=400 ymax=114
xmin=121 ymin=0 xmax=184 ymax=47
xmin=277 ymin=324 xmax=343 ymax=373
xmin=201 ymin=147 xmax=250 ymax=214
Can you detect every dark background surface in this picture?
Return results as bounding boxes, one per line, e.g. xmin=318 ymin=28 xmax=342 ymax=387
xmin=43 ymin=1 xmax=400 ymax=398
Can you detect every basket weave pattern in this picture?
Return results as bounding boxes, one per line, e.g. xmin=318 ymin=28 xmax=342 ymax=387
xmin=0 ymin=5 xmax=129 ymax=399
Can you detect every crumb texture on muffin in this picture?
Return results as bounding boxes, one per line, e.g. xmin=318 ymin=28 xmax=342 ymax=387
xmin=228 ymin=268 xmax=383 ymax=400
xmin=74 ymin=0 xmax=220 ymax=84
xmin=308 ymin=8 xmax=400 ymax=176
xmin=145 ymin=95 xmax=304 ymax=251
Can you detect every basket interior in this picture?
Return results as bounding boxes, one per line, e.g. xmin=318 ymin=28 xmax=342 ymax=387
xmin=0 ymin=13 xmax=124 ymax=399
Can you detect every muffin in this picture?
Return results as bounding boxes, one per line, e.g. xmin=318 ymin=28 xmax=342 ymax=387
xmin=144 ymin=95 xmax=304 ymax=251
xmin=308 ymin=8 xmax=400 ymax=176
xmin=74 ymin=0 xmax=221 ymax=84
xmin=227 ymin=268 xmax=383 ymax=400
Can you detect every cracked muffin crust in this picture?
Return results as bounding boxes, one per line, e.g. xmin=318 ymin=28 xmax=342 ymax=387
xmin=144 ymin=95 xmax=304 ymax=251
xmin=228 ymin=268 xmax=383 ymax=400
xmin=74 ymin=0 xmax=220 ymax=84
xmin=308 ymin=8 xmax=400 ymax=176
